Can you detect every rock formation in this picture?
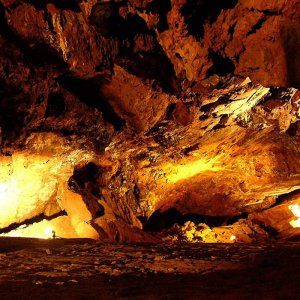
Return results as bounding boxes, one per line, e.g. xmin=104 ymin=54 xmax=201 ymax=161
xmin=0 ymin=0 xmax=300 ymax=242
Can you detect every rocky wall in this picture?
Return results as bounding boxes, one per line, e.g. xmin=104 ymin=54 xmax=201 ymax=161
xmin=0 ymin=0 xmax=300 ymax=242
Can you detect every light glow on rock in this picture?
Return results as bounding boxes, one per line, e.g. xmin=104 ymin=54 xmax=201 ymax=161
xmin=230 ymin=235 xmax=236 ymax=241
xmin=1 ymin=223 xmax=54 ymax=239
xmin=44 ymin=226 xmax=54 ymax=238
xmin=166 ymin=157 xmax=222 ymax=184
xmin=289 ymin=203 xmax=300 ymax=228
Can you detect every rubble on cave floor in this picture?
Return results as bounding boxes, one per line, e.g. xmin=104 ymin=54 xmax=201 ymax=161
xmin=0 ymin=237 xmax=300 ymax=299
xmin=156 ymin=220 xmax=257 ymax=244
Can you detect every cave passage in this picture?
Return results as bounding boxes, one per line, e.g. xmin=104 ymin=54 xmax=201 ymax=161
xmin=143 ymin=208 xmax=229 ymax=232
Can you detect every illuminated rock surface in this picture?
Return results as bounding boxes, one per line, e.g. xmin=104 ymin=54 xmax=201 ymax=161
xmin=0 ymin=0 xmax=300 ymax=243
xmin=1 ymin=1 xmax=300 ymax=298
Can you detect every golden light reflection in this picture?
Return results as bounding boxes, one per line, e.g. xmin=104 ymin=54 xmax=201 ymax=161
xmin=0 ymin=149 xmax=93 ymax=230
xmin=289 ymin=203 xmax=300 ymax=228
xmin=1 ymin=223 xmax=55 ymax=239
xmin=0 ymin=155 xmax=51 ymax=229
xmin=44 ymin=226 xmax=54 ymax=238
xmin=166 ymin=157 xmax=222 ymax=184
xmin=230 ymin=235 xmax=236 ymax=241
xmin=0 ymin=182 xmax=11 ymax=202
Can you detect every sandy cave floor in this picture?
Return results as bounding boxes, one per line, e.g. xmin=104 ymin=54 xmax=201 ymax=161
xmin=0 ymin=238 xmax=300 ymax=299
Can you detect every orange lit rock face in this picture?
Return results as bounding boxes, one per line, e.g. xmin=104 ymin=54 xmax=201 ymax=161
xmin=100 ymin=81 xmax=300 ymax=220
xmin=101 ymin=65 xmax=173 ymax=133
xmin=0 ymin=0 xmax=300 ymax=242
xmin=127 ymin=0 xmax=300 ymax=87
xmin=2 ymin=0 xmax=117 ymax=77
xmin=0 ymin=133 xmax=101 ymax=239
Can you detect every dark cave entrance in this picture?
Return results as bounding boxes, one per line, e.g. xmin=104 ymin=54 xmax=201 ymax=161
xmin=180 ymin=0 xmax=239 ymax=40
xmin=142 ymin=208 xmax=230 ymax=232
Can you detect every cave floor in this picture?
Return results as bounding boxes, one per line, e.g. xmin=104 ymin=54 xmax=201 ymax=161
xmin=0 ymin=238 xmax=299 ymax=300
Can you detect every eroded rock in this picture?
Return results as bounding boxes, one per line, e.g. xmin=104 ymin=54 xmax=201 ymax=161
xmin=1 ymin=0 xmax=300 ymax=242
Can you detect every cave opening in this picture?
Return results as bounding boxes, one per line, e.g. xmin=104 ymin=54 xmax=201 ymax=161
xmin=207 ymin=50 xmax=235 ymax=77
xmin=68 ymin=162 xmax=105 ymax=221
xmin=143 ymin=208 xmax=229 ymax=232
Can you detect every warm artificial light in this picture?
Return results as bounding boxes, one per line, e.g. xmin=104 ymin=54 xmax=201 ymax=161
xmin=44 ymin=226 xmax=54 ymax=238
xmin=166 ymin=157 xmax=222 ymax=184
xmin=230 ymin=235 xmax=236 ymax=241
xmin=0 ymin=223 xmax=57 ymax=239
xmin=289 ymin=203 xmax=300 ymax=228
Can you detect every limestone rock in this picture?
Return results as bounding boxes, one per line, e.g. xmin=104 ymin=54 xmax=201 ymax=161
xmin=1 ymin=0 xmax=300 ymax=242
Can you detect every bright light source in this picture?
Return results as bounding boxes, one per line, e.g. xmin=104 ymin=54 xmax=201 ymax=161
xmin=289 ymin=203 xmax=300 ymax=228
xmin=44 ymin=226 xmax=54 ymax=238
xmin=230 ymin=235 xmax=236 ymax=241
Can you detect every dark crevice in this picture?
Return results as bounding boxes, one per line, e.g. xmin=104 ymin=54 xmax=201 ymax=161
xmin=0 ymin=211 xmax=67 ymax=234
xmin=251 ymin=219 xmax=279 ymax=238
xmin=88 ymin=2 xmax=117 ymax=37
xmin=226 ymin=213 xmax=249 ymax=225
xmin=281 ymin=24 xmax=300 ymax=88
xmin=286 ymin=122 xmax=299 ymax=136
xmin=180 ymin=0 xmax=239 ymax=40
xmin=144 ymin=0 xmax=172 ymax=32
xmin=89 ymin=1 xmax=178 ymax=93
xmin=183 ymin=143 xmax=200 ymax=156
xmin=69 ymin=162 xmax=101 ymax=193
xmin=143 ymin=208 xmax=230 ymax=232
xmin=89 ymin=2 xmax=150 ymax=38
xmin=165 ymin=103 xmax=176 ymax=119
xmin=133 ymin=184 xmax=140 ymax=200
xmin=0 ymin=2 xmax=69 ymax=71
xmin=255 ymin=9 xmax=283 ymax=17
xmin=270 ymin=189 xmax=300 ymax=208
xmin=200 ymin=95 xmax=229 ymax=115
xmin=116 ymin=51 xmax=178 ymax=93
xmin=68 ymin=162 xmax=105 ymax=219
xmin=0 ymin=2 xmax=9 ymax=38
xmin=207 ymin=50 xmax=235 ymax=77
xmin=228 ymin=21 xmax=237 ymax=38
xmin=28 ymin=43 xmax=70 ymax=68
xmin=246 ymin=17 xmax=267 ymax=37
xmin=44 ymin=10 xmax=55 ymax=32
xmin=0 ymin=81 xmax=28 ymax=148
xmin=45 ymin=92 xmax=66 ymax=117
xmin=211 ymin=115 xmax=229 ymax=131
xmin=56 ymin=75 xmax=125 ymax=131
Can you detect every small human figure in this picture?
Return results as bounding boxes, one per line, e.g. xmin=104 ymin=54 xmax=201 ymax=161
xmin=51 ymin=230 xmax=56 ymax=239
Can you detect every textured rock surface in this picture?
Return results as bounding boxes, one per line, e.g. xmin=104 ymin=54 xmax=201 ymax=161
xmin=0 ymin=0 xmax=300 ymax=242
xmin=127 ymin=0 xmax=300 ymax=87
xmin=1 ymin=238 xmax=300 ymax=299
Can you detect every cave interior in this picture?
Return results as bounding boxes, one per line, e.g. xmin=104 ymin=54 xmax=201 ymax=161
xmin=0 ymin=0 xmax=300 ymax=298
